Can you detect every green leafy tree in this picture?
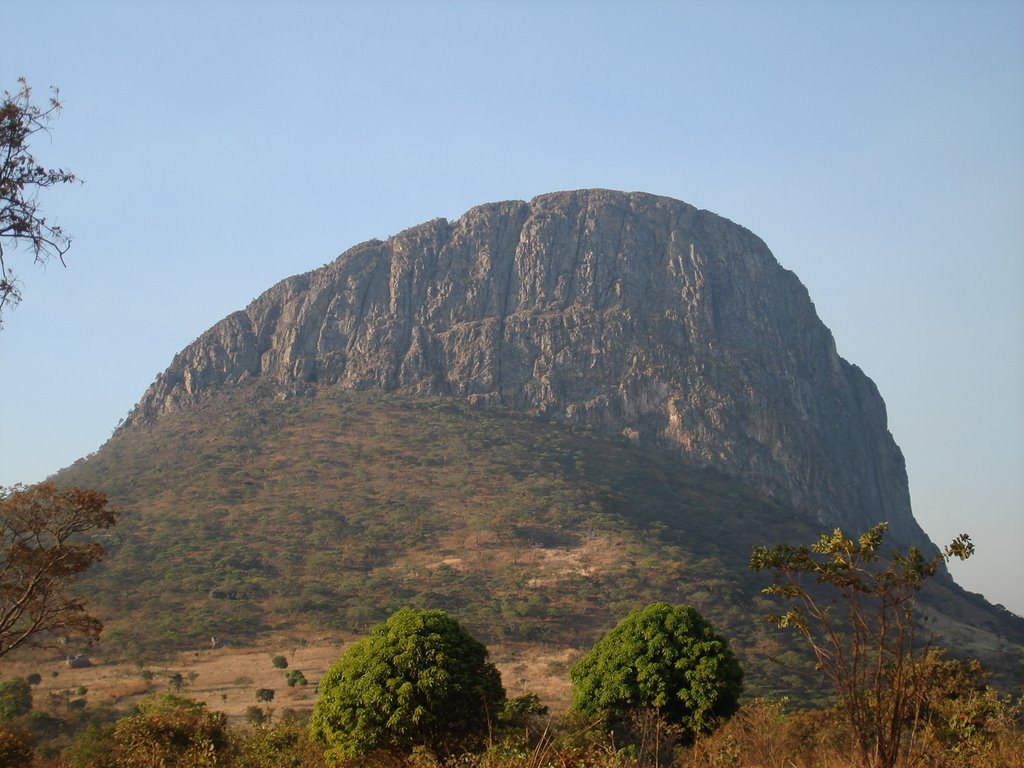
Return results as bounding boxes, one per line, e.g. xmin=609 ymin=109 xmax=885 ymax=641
xmin=271 ymin=654 xmax=288 ymax=669
xmin=0 ymin=483 xmax=118 ymax=657
xmin=569 ymin=602 xmax=743 ymax=744
xmin=0 ymin=78 xmax=79 ymax=326
xmin=255 ymin=688 xmax=274 ymax=703
xmin=0 ymin=679 xmax=31 ymax=722
xmin=750 ymin=522 xmax=974 ymax=768
xmin=310 ymin=608 xmax=506 ymax=759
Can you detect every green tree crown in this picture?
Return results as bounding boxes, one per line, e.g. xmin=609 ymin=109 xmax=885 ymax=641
xmin=570 ymin=602 xmax=743 ymax=740
xmin=310 ymin=608 xmax=505 ymax=759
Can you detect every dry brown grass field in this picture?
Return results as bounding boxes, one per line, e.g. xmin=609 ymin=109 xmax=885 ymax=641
xmin=2 ymin=634 xmax=577 ymax=726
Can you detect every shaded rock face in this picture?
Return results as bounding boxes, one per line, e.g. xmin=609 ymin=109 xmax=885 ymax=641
xmin=127 ymin=189 xmax=930 ymax=549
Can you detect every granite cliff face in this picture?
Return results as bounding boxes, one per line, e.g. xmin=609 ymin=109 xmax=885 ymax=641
xmin=126 ymin=190 xmax=931 ymax=549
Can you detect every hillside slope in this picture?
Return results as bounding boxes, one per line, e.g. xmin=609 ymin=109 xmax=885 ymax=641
xmin=57 ymin=383 xmax=1024 ymax=698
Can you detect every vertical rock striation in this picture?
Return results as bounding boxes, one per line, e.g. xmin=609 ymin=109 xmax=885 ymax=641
xmin=126 ymin=190 xmax=931 ymax=549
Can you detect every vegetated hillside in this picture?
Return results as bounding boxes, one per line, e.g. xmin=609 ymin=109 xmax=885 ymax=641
xmin=56 ymin=381 xmax=1024 ymax=699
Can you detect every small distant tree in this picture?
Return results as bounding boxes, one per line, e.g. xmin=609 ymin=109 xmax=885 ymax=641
xmin=271 ymin=654 xmax=288 ymax=669
xmin=255 ymin=688 xmax=274 ymax=703
xmin=570 ymin=603 xmax=743 ymax=757
xmin=285 ymin=669 xmax=307 ymax=687
xmin=0 ymin=483 xmax=118 ymax=657
xmin=310 ymin=608 xmax=506 ymax=759
xmin=0 ymin=78 xmax=80 ymax=326
xmin=233 ymin=675 xmax=253 ymax=693
xmin=167 ymin=672 xmax=185 ymax=691
xmin=750 ymin=522 xmax=974 ymax=768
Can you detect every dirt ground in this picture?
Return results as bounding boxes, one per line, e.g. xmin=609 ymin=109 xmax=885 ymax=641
xmin=3 ymin=636 xmax=578 ymax=726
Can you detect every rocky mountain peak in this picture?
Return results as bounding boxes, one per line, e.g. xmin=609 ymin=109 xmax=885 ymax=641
xmin=125 ymin=189 xmax=931 ymax=550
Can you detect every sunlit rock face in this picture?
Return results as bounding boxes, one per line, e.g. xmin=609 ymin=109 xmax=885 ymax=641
xmin=126 ymin=189 xmax=930 ymax=550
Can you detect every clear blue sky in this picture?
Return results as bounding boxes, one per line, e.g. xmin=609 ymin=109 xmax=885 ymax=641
xmin=2 ymin=1 xmax=1022 ymax=615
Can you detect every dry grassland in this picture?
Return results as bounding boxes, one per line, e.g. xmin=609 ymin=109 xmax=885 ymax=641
xmin=3 ymin=636 xmax=578 ymax=726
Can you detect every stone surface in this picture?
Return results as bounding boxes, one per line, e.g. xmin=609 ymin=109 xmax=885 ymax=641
xmin=125 ymin=189 xmax=931 ymax=549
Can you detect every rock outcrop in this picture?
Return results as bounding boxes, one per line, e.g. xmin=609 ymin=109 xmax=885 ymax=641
xmin=126 ymin=189 xmax=931 ymax=549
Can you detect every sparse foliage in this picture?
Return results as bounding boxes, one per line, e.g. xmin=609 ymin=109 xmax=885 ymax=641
xmin=750 ymin=522 xmax=974 ymax=768
xmin=569 ymin=602 xmax=744 ymax=749
xmin=0 ymin=483 xmax=118 ymax=657
xmin=0 ymin=78 xmax=79 ymax=326
xmin=310 ymin=607 xmax=506 ymax=759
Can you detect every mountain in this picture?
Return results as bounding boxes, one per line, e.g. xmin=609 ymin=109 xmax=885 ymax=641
xmin=53 ymin=189 xmax=1022 ymax=696
xmin=124 ymin=189 xmax=929 ymax=551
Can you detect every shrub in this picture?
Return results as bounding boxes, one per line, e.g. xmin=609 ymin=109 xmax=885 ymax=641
xmin=235 ymin=719 xmax=329 ymax=767
xmin=570 ymin=602 xmax=743 ymax=744
xmin=255 ymin=688 xmax=275 ymax=703
xmin=0 ymin=724 xmax=34 ymax=767
xmin=285 ymin=670 xmax=307 ymax=687
xmin=0 ymin=679 xmax=31 ymax=722
xmin=310 ymin=608 xmax=505 ymax=759
xmin=271 ymin=655 xmax=288 ymax=669
xmin=109 ymin=693 xmax=229 ymax=767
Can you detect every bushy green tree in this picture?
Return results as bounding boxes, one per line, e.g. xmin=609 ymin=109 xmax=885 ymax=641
xmin=570 ymin=603 xmax=743 ymax=742
xmin=310 ymin=608 xmax=505 ymax=759
xmin=0 ymin=679 xmax=31 ymax=722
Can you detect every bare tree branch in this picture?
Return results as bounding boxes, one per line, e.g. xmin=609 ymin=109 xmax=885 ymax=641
xmin=0 ymin=77 xmax=81 ymax=327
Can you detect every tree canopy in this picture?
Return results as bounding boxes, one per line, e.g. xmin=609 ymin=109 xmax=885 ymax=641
xmin=569 ymin=602 xmax=743 ymax=742
xmin=0 ymin=483 xmax=118 ymax=656
xmin=309 ymin=608 xmax=505 ymax=759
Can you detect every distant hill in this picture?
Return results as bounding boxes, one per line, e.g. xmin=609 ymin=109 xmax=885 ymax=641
xmin=52 ymin=189 xmax=1023 ymax=697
